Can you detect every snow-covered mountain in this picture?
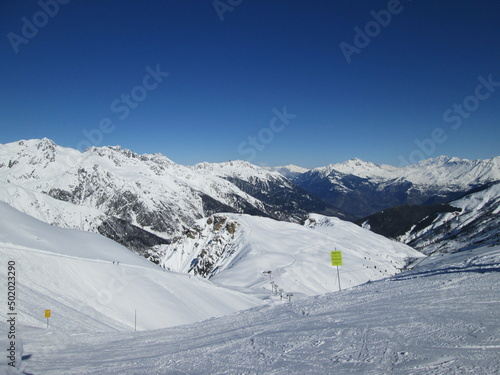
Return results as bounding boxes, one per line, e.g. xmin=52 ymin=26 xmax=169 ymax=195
xmin=294 ymin=156 xmax=500 ymax=217
xmin=2 ymin=138 xmax=497 ymax=266
xmin=153 ymin=213 xmax=423 ymax=298
xmin=192 ymin=160 xmax=345 ymax=220
xmin=360 ymin=182 xmax=500 ymax=254
xmin=0 ymin=139 xmax=341 ymax=254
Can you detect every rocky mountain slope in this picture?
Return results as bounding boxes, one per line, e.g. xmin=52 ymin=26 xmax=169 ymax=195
xmin=2 ymin=138 xmax=497 ymax=262
xmin=192 ymin=161 xmax=346 ymax=220
xmin=0 ymin=139 xmax=341 ymax=253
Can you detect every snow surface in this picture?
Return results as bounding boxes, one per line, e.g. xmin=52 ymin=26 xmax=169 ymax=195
xmin=12 ymin=245 xmax=500 ymax=374
xmin=0 ymin=187 xmax=498 ymax=374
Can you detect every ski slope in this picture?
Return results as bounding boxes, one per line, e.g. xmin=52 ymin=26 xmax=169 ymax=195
xmin=0 ymin=202 xmax=261 ymax=338
xmin=14 ymin=245 xmax=500 ymax=374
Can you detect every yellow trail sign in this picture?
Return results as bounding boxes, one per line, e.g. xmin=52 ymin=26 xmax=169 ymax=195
xmin=45 ymin=309 xmax=51 ymax=318
xmin=330 ymin=251 xmax=343 ymax=266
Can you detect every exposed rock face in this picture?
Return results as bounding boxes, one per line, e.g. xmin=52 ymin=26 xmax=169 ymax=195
xmin=150 ymin=214 xmax=240 ymax=278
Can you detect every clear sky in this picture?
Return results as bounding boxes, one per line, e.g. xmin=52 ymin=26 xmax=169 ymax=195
xmin=1 ymin=0 xmax=499 ymax=168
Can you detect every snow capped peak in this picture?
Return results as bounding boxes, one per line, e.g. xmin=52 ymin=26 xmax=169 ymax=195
xmin=139 ymin=152 xmax=176 ymax=166
xmin=267 ymin=164 xmax=309 ymax=178
xmin=3 ymin=137 xmax=55 ymax=154
xmin=192 ymin=160 xmax=285 ymax=181
xmin=310 ymin=158 xmax=397 ymax=180
xmin=335 ymin=158 xmax=382 ymax=172
xmin=12 ymin=137 xmax=55 ymax=148
xmin=0 ymin=138 xmax=81 ymax=180
xmin=294 ymin=154 xmax=499 ymax=217
xmin=414 ymin=155 xmax=464 ymax=168
xmin=341 ymin=157 xmax=369 ymax=165
xmin=403 ymin=156 xmax=500 ymax=186
xmin=16 ymin=137 xmax=56 ymax=153
xmin=274 ymin=164 xmax=308 ymax=172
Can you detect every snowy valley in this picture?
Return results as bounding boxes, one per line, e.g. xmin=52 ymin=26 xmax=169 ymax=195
xmin=154 ymin=213 xmax=422 ymax=298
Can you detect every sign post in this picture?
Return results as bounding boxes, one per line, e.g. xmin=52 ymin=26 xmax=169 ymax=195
xmin=330 ymin=251 xmax=343 ymax=291
xmin=45 ymin=309 xmax=51 ymax=328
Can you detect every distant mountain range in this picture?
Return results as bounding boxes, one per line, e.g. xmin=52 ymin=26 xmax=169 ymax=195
xmin=0 ymin=138 xmax=498 ymax=260
xmin=291 ymin=156 xmax=499 ymax=217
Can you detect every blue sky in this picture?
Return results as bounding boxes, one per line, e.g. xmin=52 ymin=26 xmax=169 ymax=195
xmin=1 ymin=1 xmax=499 ymax=168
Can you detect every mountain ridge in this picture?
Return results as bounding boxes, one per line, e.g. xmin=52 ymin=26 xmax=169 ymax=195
xmin=0 ymin=139 xmax=344 ymax=255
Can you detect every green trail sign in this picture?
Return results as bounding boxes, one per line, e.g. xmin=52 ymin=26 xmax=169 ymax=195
xmin=330 ymin=251 xmax=343 ymax=266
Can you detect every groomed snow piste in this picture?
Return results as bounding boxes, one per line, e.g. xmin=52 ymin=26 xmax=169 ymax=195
xmin=12 ymin=245 xmax=500 ymax=374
